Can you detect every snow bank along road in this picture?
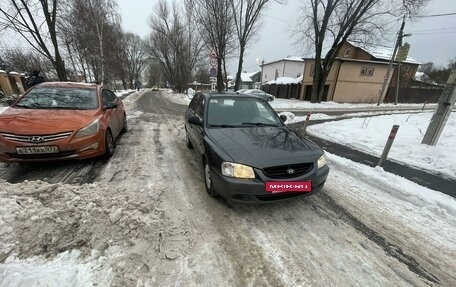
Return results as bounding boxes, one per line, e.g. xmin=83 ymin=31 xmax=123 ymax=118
xmin=0 ymin=90 xmax=455 ymax=286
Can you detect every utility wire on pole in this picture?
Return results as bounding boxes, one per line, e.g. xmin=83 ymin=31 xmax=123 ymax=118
xmin=377 ymin=16 xmax=405 ymax=106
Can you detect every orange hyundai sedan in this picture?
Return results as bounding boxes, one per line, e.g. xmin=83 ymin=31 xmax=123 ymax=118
xmin=0 ymin=82 xmax=127 ymax=162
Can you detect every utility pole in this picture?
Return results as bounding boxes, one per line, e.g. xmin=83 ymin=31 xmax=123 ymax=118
xmin=422 ymin=70 xmax=456 ymax=146
xmin=377 ymin=16 xmax=406 ymax=106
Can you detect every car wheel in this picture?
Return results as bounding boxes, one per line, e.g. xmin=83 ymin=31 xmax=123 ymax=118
xmin=203 ymin=160 xmax=217 ymax=197
xmin=104 ymin=129 xmax=115 ymax=158
xmin=121 ymin=114 xmax=128 ymax=133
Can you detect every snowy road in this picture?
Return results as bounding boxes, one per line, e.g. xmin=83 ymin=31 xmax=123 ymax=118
xmin=1 ymin=90 xmax=454 ymax=286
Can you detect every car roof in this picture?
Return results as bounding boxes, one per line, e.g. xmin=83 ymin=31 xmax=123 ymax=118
xmin=200 ymin=92 xmax=263 ymax=100
xmin=34 ymin=81 xmax=100 ymax=89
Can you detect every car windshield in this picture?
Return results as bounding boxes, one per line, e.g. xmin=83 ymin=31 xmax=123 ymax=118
xmin=14 ymin=87 xmax=98 ymax=110
xmin=207 ymin=97 xmax=281 ymax=127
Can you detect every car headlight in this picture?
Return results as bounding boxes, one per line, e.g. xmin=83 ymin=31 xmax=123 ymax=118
xmin=75 ymin=118 xmax=100 ymax=139
xmin=221 ymin=162 xmax=255 ymax=179
xmin=317 ymin=154 xmax=327 ymax=169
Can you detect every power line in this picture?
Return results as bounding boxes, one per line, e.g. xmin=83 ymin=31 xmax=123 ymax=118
xmin=413 ymin=12 xmax=456 ymax=18
xmin=408 ymin=27 xmax=456 ymax=33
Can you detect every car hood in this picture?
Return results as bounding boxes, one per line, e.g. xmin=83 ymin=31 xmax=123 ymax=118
xmin=206 ymin=127 xmax=323 ymax=169
xmin=0 ymin=107 xmax=100 ymax=134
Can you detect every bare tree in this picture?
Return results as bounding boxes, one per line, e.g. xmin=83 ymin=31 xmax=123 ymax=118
xmin=149 ymin=0 xmax=203 ymax=93
xmin=1 ymin=47 xmax=53 ymax=77
xmin=230 ymin=0 xmax=284 ymax=91
xmin=61 ymin=0 xmax=124 ymax=85
xmin=0 ymin=0 xmax=67 ymax=80
xmin=194 ymin=0 xmax=235 ymax=92
xmin=297 ymin=0 xmax=429 ymax=102
xmin=125 ymin=33 xmax=149 ymax=88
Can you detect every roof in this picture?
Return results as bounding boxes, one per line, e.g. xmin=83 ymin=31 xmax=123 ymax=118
xmin=240 ymin=70 xmax=261 ymax=83
xmin=348 ymin=40 xmax=420 ymax=64
xmin=261 ymin=56 xmax=305 ymax=67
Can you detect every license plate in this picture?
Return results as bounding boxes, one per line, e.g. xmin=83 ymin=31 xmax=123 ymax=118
xmin=16 ymin=146 xmax=59 ymax=155
xmin=266 ymin=181 xmax=312 ymax=193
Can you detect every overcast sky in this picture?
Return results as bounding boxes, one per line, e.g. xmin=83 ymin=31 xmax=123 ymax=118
xmin=117 ymin=0 xmax=456 ymax=74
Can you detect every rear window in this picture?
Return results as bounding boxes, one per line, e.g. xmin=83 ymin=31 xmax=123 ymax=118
xmin=15 ymin=87 xmax=98 ymax=110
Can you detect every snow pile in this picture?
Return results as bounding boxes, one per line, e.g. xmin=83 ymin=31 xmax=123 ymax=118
xmin=114 ymin=89 xmax=136 ymax=98
xmin=162 ymin=89 xmax=192 ymax=106
xmin=0 ymin=106 xmax=7 ymax=115
xmin=0 ymin=250 xmax=111 ymax=287
xmin=279 ymin=112 xmax=335 ymax=124
xmin=270 ymin=98 xmax=433 ymax=111
xmin=0 ymin=179 xmax=164 ymax=286
xmin=308 ymin=112 xmax=456 ymax=179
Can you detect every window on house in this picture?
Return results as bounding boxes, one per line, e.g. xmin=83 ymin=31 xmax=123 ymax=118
xmin=344 ymin=48 xmax=350 ymax=57
xmin=360 ymin=67 xmax=367 ymax=76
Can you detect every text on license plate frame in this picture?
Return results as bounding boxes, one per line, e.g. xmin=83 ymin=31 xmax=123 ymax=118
xmin=16 ymin=146 xmax=60 ymax=155
xmin=266 ymin=181 xmax=312 ymax=193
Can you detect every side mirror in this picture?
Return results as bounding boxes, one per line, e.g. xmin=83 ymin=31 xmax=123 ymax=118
xmin=280 ymin=114 xmax=287 ymax=122
xmin=103 ymin=102 xmax=118 ymax=110
xmin=188 ymin=115 xmax=203 ymax=126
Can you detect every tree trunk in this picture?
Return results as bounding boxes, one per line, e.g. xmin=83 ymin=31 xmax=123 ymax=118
xmin=234 ymin=46 xmax=245 ymax=91
xmin=54 ymin=52 xmax=67 ymax=81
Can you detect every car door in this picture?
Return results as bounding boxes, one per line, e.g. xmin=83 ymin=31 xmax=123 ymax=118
xmin=187 ymin=95 xmax=205 ymax=156
xmin=102 ymin=89 xmax=121 ymax=136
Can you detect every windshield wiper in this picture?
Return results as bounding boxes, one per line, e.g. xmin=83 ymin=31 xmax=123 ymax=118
xmin=241 ymin=122 xmax=278 ymax=127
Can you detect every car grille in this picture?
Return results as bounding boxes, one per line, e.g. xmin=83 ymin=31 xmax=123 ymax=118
xmin=0 ymin=132 xmax=73 ymax=143
xmin=263 ymin=163 xmax=314 ymax=179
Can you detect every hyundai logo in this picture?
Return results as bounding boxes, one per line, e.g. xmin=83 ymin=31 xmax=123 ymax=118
xmin=29 ymin=136 xmax=44 ymax=143
xmin=286 ymin=168 xmax=295 ymax=174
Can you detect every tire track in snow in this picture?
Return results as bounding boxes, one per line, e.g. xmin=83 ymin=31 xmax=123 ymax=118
xmin=319 ymin=192 xmax=440 ymax=285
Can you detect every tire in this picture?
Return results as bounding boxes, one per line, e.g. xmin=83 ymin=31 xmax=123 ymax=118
xmin=104 ymin=129 xmax=115 ymax=158
xmin=186 ymin=129 xmax=193 ymax=149
xmin=121 ymin=114 xmax=128 ymax=133
xmin=203 ymin=160 xmax=217 ymax=197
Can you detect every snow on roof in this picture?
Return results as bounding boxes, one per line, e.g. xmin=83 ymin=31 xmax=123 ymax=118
xmin=240 ymin=70 xmax=260 ymax=83
xmin=262 ymin=57 xmax=304 ymax=66
xmin=283 ymin=56 xmax=304 ymax=62
xmin=266 ymin=76 xmax=303 ymax=85
xmin=9 ymin=71 xmax=19 ymax=75
xmin=348 ymin=40 xmax=420 ymax=64
xmin=0 ymin=70 xmax=6 ymax=73
xmin=414 ymin=71 xmax=438 ymax=85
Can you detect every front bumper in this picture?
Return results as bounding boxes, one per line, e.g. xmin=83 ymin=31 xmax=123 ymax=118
xmin=0 ymin=133 xmax=105 ymax=163
xmin=211 ymin=165 xmax=329 ymax=204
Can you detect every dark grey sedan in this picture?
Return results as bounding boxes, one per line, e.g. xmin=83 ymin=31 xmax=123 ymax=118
xmin=185 ymin=93 xmax=329 ymax=203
